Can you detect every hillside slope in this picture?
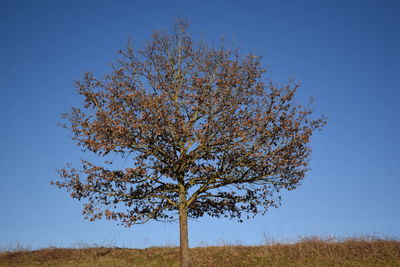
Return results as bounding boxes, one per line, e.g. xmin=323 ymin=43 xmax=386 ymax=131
xmin=1 ymin=238 xmax=399 ymax=266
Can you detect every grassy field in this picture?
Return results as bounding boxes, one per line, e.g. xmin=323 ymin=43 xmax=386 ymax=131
xmin=1 ymin=238 xmax=400 ymax=266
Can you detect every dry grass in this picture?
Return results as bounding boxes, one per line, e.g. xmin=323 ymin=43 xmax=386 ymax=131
xmin=1 ymin=238 xmax=399 ymax=266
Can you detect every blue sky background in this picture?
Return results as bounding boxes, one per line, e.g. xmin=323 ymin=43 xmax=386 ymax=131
xmin=1 ymin=0 xmax=399 ymax=250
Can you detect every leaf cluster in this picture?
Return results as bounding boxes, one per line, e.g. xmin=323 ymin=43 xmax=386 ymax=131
xmin=53 ymin=20 xmax=326 ymax=226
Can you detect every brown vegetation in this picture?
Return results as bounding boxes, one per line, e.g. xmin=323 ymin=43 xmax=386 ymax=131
xmin=1 ymin=238 xmax=399 ymax=266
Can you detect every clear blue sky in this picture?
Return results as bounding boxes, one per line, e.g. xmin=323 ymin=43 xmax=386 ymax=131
xmin=1 ymin=0 xmax=399 ymax=250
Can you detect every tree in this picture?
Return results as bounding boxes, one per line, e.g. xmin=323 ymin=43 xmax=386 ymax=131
xmin=53 ymin=20 xmax=326 ymax=267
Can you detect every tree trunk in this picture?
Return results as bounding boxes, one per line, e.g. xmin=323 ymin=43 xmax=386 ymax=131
xmin=179 ymin=188 xmax=190 ymax=267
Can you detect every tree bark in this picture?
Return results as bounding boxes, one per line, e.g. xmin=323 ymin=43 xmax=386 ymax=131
xmin=179 ymin=187 xmax=190 ymax=267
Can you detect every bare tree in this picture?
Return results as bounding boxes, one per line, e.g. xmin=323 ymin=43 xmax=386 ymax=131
xmin=53 ymin=20 xmax=326 ymax=267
